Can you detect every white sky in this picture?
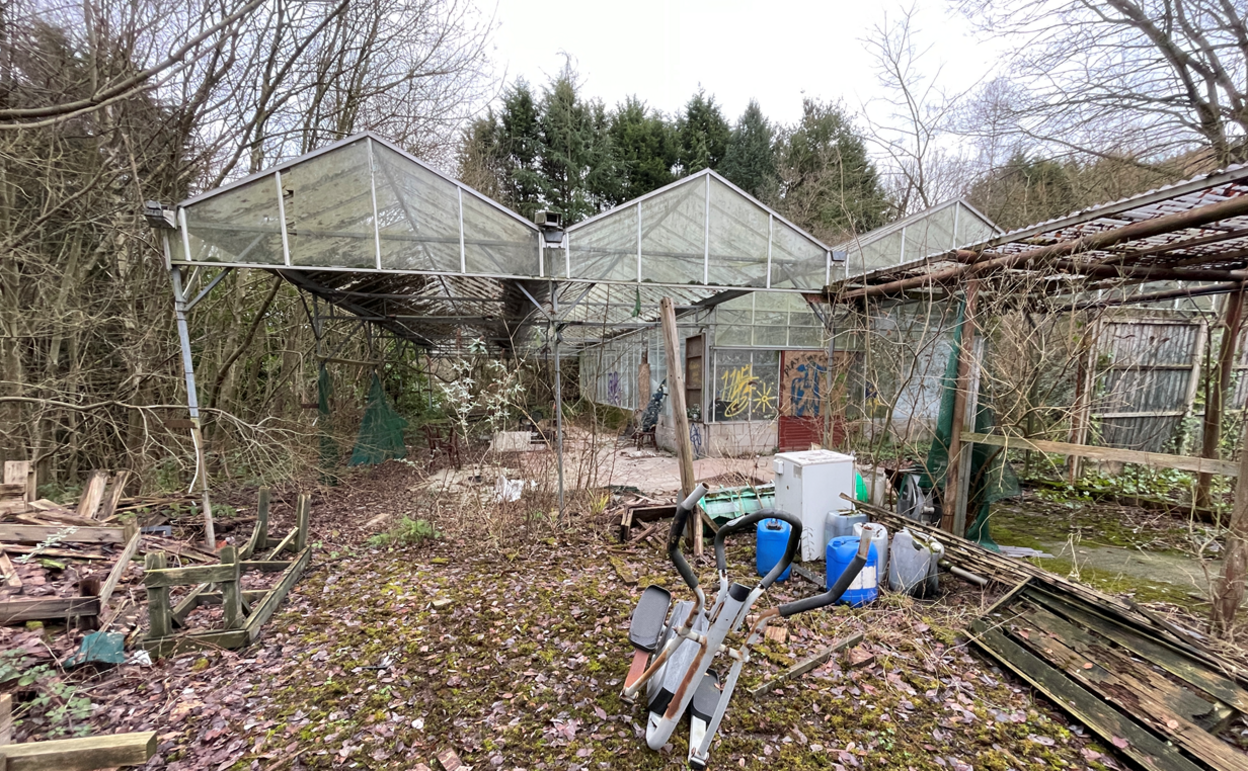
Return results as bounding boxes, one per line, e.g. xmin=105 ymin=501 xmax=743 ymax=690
xmin=487 ymin=0 xmax=1006 ymax=130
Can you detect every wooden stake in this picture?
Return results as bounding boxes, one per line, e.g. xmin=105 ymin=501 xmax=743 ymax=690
xmin=1 ymin=693 xmax=12 ymax=745
xmin=660 ymin=297 xmax=701 ymax=556
xmin=750 ymin=632 xmax=863 ymax=697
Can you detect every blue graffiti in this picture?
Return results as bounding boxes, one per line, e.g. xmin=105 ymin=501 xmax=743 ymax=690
xmin=689 ymin=423 xmax=704 ymax=458
xmin=789 ymin=362 xmax=827 ymax=417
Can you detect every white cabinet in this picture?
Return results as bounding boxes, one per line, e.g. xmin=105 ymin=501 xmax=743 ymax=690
xmin=772 ymin=450 xmax=856 ymax=561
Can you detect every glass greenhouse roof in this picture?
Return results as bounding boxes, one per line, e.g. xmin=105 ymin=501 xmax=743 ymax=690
xmin=166 ymin=133 xmax=996 ymax=353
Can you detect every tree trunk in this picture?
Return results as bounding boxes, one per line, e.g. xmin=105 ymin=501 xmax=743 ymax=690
xmin=1211 ymin=414 xmax=1248 ymax=636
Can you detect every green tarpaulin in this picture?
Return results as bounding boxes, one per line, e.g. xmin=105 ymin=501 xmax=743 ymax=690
xmin=921 ymin=300 xmax=1020 ymax=550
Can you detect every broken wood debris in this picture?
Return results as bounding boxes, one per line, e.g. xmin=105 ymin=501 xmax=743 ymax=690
xmin=970 ymin=578 xmax=1248 ymax=771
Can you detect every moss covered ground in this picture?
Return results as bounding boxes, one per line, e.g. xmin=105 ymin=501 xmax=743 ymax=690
xmin=197 ymin=507 xmax=1120 ymax=769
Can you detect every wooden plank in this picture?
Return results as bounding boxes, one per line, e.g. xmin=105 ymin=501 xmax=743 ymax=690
xmin=962 ymin=432 xmax=1239 ymax=477
xmin=240 ymin=559 xmax=297 ymax=573
xmin=239 ymin=488 xmax=270 ymax=559
xmin=20 ymin=504 xmax=97 ymax=526
xmin=1015 ymin=607 xmax=1244 ymax=771
xmin=0 ymin=552 xmax=21 ymax=592
xmin=141 ymin=628 xmax=249 ymax=657
xmin=144 ymin=553 xmax=171 ymax=639
xmin=97 ymin=525 xmax=140 ymax=609
xmin=3 ymin=461 xmax=35 ymax=503
xmin=970 ymin=621 xmax=1204 ymax=771
xmin=244 ymin=545 xmax=311 ymax=643
xmin=0 ymin=545 xmax=110 ymax=561
xmin=143 ymin=561 xmax=237 ymax=588
xmin=95 ymin=470 xmax=131 ymax=521
xmin=264 ymin=528 xmax=297 ymax=560
xmin=0 ymin=597 xmax=99 ymax=624
xmin=750 ymin=632 xmax=863 ymax=698
xmin=219 ymin=546 xmax=243 ymax=630
xmin=294 ymin=494 xmax=310 ymax=553
xmin=75 ymin=471 xmax=109 ymax=519
xmin=0 ymin=693 xmax=11 ymax=745
xmin=659 ymin=297 xmax=700 ymax=556
xmin=1025 ymin=586 xmax=1248 ymax=714
xmin=0 ymin=525 xmax=125 ymax=545
xmin=1 ymin=730 xmax=156 ymax=770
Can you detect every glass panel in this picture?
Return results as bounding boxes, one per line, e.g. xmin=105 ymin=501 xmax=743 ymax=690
xmin=373 ymin=143 xmax=462 ymax=272
xmin=711 ymin=349 xmax=779 ymax=421
xmin=707 ymin=177 xmax=769 ymax=286
xmin=770 ymin=224 xmax=825 ymax=288
xmin=852 ymin=230 xmax=903 ymax=274
xmin=568 ymin=207 xmax=638 ymax=280
xmin=284 ymin=139 xmax=376 ymax=268
xmin=462 ymin=193 xmax=540 ymax=276
xmin=750 ymin=350 xmax=780 ymax=420
xmin=641 ymin=180 xmax=706 ymax=284
xmin=956 ymin=204 xmax=996 ymax=246
xmin=183 ymin=175 xmax=284 ymax=265
xmin=789 ymin=325 xmax=822 ymax=348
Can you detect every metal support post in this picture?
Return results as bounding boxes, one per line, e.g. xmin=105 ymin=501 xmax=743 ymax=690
xmin=169 ymin=264 xmax=216 ymax=550
xmin=552 ymin=283 xmax=566 ymax=519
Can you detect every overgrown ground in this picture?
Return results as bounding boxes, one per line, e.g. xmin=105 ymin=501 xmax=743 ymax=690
xmin=40 ymin=458 xmax=1151 ymax=771
xmin=989 ymin=491 xmax=1226 ymax=607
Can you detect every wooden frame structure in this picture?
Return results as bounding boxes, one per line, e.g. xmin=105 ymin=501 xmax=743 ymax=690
xmin=143 ymin=490 xmax=311 ymax=656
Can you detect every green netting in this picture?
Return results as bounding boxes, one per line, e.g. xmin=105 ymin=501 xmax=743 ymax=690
xmin=349 ymin=373 xmax=408 ymax=466
xmin=921 ymin=300 xmax=1020 ymax=550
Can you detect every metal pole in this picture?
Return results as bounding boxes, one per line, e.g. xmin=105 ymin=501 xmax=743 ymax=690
xmin=169 ymin=264 xmax=216 ymax=549
xmin=552 ymin=283 xmax=566 ymax=518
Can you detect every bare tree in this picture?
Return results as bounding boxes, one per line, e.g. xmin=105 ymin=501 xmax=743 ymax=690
xmin=958 ymin=0 xmax=1248 ymax=166
xmin=862 ymin=4 xmax=975 ymax=216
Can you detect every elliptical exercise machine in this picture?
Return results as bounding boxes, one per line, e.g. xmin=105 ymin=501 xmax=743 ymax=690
xmin=621 ymin=484 xmax=870 ymax=769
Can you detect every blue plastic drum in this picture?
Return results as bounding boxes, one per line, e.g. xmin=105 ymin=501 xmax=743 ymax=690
xmin=827 ymin=536 xmax=878 ymax=606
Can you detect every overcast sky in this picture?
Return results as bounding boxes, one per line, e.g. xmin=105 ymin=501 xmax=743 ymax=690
xmin=487 ymin=0 xmax=1006 ymax=130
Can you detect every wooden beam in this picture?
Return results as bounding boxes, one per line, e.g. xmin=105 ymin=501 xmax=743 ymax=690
xmin=1199 ymin=285 xmax=1245 ymax=507
xmin=219 ymin=546 xmax=243 ymax=630
xmin=144 ymin=553 xmax=171 ymax=639
xmin=1212 ymin=386 xmax=1248 ymax=635
xmin=75 ymin=471 xmax=109 ymax=519
xmin=942 ymin=282 xmax=978 ymax=534
xmin=97 ymin=524 xmax=140 ymax=609
xmin=1 ymin=693 xmax=12 ymax=745
xmin=143 ymin=561 xmax=237 ymax=589
xmin=0 ymin=730 xmax=156 ymax=770
xmin=0 ymin=597 xmax=99 ymax=624
xmin=244 ymin=545 xmax=311 ymax=643
xmin=659 ymin=297 xmax=701 ymax=556
xmin=239 ymin=488 xmax=270 ymax=559
xmin=0 ymin=525 xmax=125 ymax=545
xmin=837 ymin=191 xmax=1248 ymax=300
xmin=962 ymin=432 xmax=1239 ymax=477
xmin=294 ymin=494 xmax=310 ymax=553
xmin=140 ymin=627 xmax=249 ymax=657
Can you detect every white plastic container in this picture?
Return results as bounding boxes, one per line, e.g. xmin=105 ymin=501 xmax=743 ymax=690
xmin=890 ymin=528 xmax=935 ymax=596
xmin=854 ymin=522 xmax=889 ymax=587
xmin=772 ymin=449 xmax=857 ymax=561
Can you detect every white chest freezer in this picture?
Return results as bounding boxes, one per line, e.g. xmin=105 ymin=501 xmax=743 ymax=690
xmin=771 ymin=450 xmax=857 ymax=561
